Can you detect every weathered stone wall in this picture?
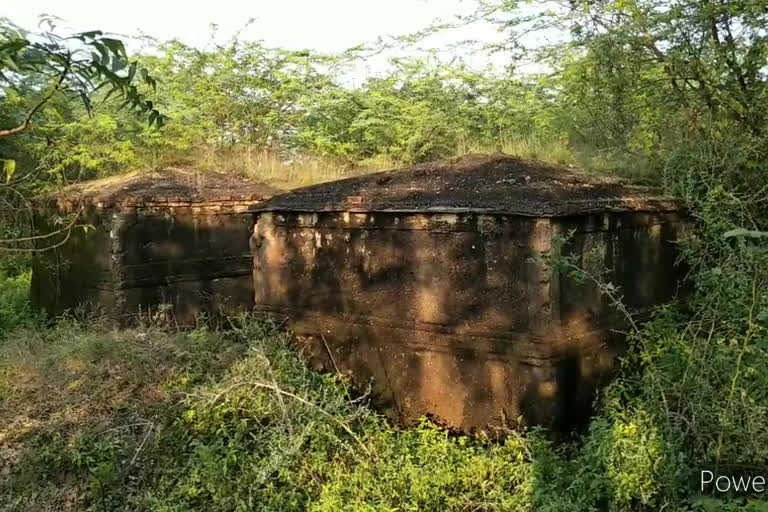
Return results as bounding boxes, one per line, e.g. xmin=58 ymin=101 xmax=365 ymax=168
xmin=32 ymin=200 xmax=257 ymax=324
xmin=31 ymin=204 xmax=115 ymax=316
xmin=251 ymin=210 xmax=685 ymax=432
xmin=523 ymin=212 xmax=685 ymax=427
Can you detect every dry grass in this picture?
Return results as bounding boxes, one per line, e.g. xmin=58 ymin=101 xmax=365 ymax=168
xmin=462 ymin=136 xmax=659 ymax=185
xmin=133 ymin=140 xmax=657 ymax=192
xmin=0 ymin=319 xmax=246 ymax=511
xmin=162 ymin=147 xmax=393 ymax=190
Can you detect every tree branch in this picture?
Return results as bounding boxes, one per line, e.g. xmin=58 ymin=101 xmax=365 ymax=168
xmin=0 ymin=209 xmax=82 ymax=245
xmin=0 ymin=226 xmax=73 ymax=252
xmin=0 ymin=55 xmax=71 ymax=138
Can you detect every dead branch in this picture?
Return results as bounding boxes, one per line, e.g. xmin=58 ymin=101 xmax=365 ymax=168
xmin=0 ymin=225 xmax=73 ymax=252
xmin=208 ymin=380 xmax=371 ymax=456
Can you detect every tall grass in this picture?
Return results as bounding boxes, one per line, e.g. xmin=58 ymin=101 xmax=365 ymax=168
xmin=142 ymin=146 xmax=394 ymax=190
xmin=147 ymin=139 xmax=661 ymax=193
xmin=0 ymin=256 xmax=41 ymax=335
xmin=458 ymin=135 xmax=659 ymax=184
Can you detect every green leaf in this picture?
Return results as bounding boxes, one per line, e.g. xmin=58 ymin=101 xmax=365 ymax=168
xmin=723 ymin=228 xmax=768 ymax=239
xmin=91 ymin=41 xmax=109 ymax=64
xmin=76 ymin=30 xmax=104 ymax=40
xmin=111 ymin=57 xmax=128 ymax=72
xmin=101 ymin=38 xmax=126 ymax=57
xmin=1 ymin=56 xmax=20 ymax=72
xmin=79 ymin=91 xmax=93 ymax=115
xmin=2 ymin=159 xmax=17 ymax=183
xmin=0 ymin=39 xmax=29 ymax=56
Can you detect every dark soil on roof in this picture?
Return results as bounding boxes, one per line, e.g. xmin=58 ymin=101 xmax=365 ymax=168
xmin=55 ymin=168 xmax=278 ymax=207
xmin=256 ymin=154 xmax=678 ymax=217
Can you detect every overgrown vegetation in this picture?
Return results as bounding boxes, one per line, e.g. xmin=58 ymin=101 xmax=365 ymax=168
xmin=2 ymin=0 xmax=768 ymax=509
xmin=0 ymin=318 xmax=536 ymax=511
xmin=0 ymin=256 xmax=38 ymax=334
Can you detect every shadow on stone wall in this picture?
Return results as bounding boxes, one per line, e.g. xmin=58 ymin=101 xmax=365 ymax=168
xmin=251 ymin=207 xmax=686 ymax=434
xmin=32 ymin=206 xmax=256 ymax=326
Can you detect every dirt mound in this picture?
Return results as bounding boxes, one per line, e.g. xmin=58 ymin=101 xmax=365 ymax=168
xmin=54 ymin=168 xmax=278 ymax=209
xmin=258 ymin=154 xmax=678 ymax=216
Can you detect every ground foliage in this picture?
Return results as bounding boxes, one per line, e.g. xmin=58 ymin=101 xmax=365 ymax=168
xmin=0 ymin=318 xmax=537 ymax=511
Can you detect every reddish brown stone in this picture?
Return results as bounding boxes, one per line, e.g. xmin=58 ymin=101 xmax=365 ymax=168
xmin=31 ymin=169 xmax=277 ymax=324
xmin=251 ymin=155 xmax=687 ymax=432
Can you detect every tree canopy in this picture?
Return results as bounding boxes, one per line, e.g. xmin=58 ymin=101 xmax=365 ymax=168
xmin=0 ymin=19 xmax=164 ymax=250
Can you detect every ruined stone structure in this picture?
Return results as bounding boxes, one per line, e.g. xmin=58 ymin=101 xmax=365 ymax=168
xmin=251 ymin=154 xmax=686 ymax=431
xmin=32 ymin=169 xmax=276 ymax=324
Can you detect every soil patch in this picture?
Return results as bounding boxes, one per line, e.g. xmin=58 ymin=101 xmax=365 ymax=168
xmin=257 ymin=154 xmax=678 ymax=216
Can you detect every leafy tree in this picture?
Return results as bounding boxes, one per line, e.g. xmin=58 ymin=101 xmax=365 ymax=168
xmin=130 ymin=39 xmax=335 ymax=165
xmin=299 ymin=57 xmax=553 ymax=164
xmin=0 ymin=19 xmax=165 ymax=137
xmin=482 ymin=0 xmax=768 ymax=153
xmin=0 ymin=19 xmax=164 ymax=251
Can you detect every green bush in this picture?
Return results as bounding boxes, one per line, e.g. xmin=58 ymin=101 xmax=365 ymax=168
xmin=137 ymin=320 xmax=535 ymax=512
xmin=0 ymin=258 xmax=40 ymax=334
xmin=552 ymin=134 xmax=768 ymax=510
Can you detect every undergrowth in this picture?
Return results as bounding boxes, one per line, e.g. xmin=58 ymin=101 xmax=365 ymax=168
xmin=1 ymin=297 xmax=765 ymax=512
xmin=0 ymin=256 xmax=40 ymax=335
xmin=0 ymin=317 xmax=538 ymax=511
xmin=0 ymin=312 xmax=696 ymax=512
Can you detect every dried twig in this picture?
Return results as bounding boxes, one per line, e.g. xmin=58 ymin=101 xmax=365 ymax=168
xmin=0 ymin=226 xmax=74 ymax=252
xmin=130 ymin=422 xmax=154 ymax=465
xmin=0 ymin=208 xmax=82 ymax=244
xmin=209 ymin=380 xmax=371 ymax=456
xmin=320 ymin=334 xmax=341 ymax=375
xmin=97 ymin=421 xmax=153 ymax=437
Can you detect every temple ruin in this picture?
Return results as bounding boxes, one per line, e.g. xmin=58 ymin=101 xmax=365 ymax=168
xmin=30 ymin=155 xmax=687 ymax=431
xmin=250 ymin=154 xmax=687 ymax=431
xmin=31 ymin=169 xmax=276 ymax=324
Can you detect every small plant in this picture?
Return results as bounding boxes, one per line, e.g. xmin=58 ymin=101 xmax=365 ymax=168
xmin=0 ymin=257 xmax=41 ymax=335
